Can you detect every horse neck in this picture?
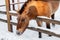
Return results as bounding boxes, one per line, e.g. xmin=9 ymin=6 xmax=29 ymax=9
xmin=27 ymin=7 xmax=38 ymax=20
xmin=23 ymin=1 xmax=38 ymax=20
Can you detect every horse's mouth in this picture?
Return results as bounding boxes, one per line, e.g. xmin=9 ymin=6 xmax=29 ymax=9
xmin=16 ymin=30 xmax=23 ymax=35
xmin=16 ymin=26 xmax=27 ymax=35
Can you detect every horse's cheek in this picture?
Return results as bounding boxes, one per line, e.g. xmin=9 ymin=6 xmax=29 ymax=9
xmin=23 ymin=19 xmax=29 ymax=29
xmin=17 ymin=21 xmax=21 ymax=30
xmin=23 ymin=22 xmax=29 ymax=32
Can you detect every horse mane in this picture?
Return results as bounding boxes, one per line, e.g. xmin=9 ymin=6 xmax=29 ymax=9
xmin=18 ymin=0 xmax=31 ymax=14
xmin=18 ymin=0 xmax=41 ymax=14
xmin=18 ymin=0 xmax=48 ymax=14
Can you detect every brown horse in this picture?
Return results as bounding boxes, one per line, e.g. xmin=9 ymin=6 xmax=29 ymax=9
xmin=16 ymin=0 xmax=59 ymax=37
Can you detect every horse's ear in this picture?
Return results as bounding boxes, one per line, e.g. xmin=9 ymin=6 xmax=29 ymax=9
xmin=16 ymin=10 xmax=22 ymax=15
xmin=27 ymin=6 xmax=37 ymax=17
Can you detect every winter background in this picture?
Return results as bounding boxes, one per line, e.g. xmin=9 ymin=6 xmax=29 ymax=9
xmin=0 ymin=0 xmax=60 ymax=40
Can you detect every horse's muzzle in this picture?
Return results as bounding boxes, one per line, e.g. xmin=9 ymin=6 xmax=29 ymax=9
xmin=16 ymin=30 xmax=23 ymax=35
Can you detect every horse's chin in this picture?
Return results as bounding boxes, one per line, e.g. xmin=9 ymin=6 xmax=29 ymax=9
xmin=16 ymin=19 xmax=29 ymax=35
xmin=16 ymin=26 xmax=27 ymax=35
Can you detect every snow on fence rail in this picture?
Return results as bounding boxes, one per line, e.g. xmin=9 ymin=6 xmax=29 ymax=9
xmin=0 ymin=11 xmax=60 ymax=25
xmin=0 ymin=0 xmax=60 ymax=38
xmin=0 ymin=17 xmax=60 ymax=38
xmin=0 ymin=2 xmax=24 ymax=7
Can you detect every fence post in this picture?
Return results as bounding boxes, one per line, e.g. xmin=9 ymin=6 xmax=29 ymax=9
xmin=12 ymin=0 xmax=15 ymax=10
xmin=17 ymin=0 xmax=20 ymax=10
xmin=8 ymin=0 xmax=11 ymax=11
xmin=5 ymin=0 xmax=13 ymax=32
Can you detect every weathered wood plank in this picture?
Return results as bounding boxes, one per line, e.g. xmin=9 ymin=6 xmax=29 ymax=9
xmin=0 ymin=11 xmax=17 ymax=16
xmin=17 ymin=0 xmax=20 ymax=10
xmin=12 ymin=0 xmax=15 ymax=10
xmin=36 ymin=17 xmax=60 ymax=25
xmin=0 ymin=18 xmax=60 ymax=38
xmin=8 ymin=0 xmax=11 ymax=10
xmin=5 ymin=0 xmax=13 ymax=32
xmin=0 ymin=11 xmax=60 ymax=25
xmin=27 ymin=27 xmax=60 ymax=38
xmin=0 ymin=2 xmax=24 ymax=7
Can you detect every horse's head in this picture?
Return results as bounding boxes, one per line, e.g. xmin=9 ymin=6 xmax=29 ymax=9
xmin=16 ymin=6 xmax=37 ymax=35
xmin=16 ymin=12 xmax=30 ymax=35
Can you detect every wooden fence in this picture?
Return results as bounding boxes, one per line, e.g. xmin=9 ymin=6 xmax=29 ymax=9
xmin=0 ymin=0 xmax=60 ymax=38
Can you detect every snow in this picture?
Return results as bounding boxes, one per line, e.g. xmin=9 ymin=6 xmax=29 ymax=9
xmin=0 ymin=0 xmax=60 ymax=40
xmin=37 ymin=16 xmax=51 ymax=19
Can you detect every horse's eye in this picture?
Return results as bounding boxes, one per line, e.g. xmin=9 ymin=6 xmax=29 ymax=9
xmin=21 ymin=19 xmax=25 ymax=22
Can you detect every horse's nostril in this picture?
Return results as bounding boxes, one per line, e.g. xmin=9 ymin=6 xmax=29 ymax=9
xmin=16 ymin=32 xmax=20 ymax=35
xmin=16 ymin=30 xmax=23 ymax=35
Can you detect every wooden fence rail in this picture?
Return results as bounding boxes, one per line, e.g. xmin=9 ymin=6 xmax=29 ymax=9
xmin=37 ymin=17 xmax=60 ymax=25
xmin=0 ymin=11 xmax=17 ymax=16
xmin=0 ymin=11 xmax=60 ymax=25
xmin=0 ymin=18 xmax=60 ymax=38
xmin=0 ymin=2 xmax=24 ymax=7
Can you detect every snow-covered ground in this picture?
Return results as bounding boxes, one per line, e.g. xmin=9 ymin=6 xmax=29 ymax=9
xmin=0 ymin=0 xmax=60 ymax=40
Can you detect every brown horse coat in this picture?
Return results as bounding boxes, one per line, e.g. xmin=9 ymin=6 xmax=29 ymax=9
xmin=23 ymin=1 xmax=59 ymax=18
xmin=16 ymin=1 xmax=59 ymax=35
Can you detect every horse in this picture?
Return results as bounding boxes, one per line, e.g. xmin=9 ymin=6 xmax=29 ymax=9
xmin=16 ymin=0 xmax=59 ymax=38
